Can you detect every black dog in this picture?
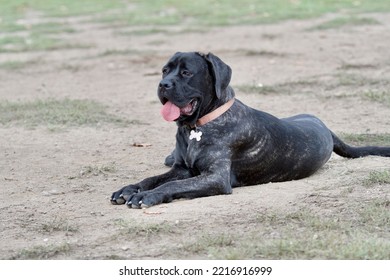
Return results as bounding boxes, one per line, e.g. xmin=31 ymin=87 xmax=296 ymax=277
xmin=111 ymin=52 xmax=390 ymax=208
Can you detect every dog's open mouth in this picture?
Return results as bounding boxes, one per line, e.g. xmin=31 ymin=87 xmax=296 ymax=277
xmin=180 ymin=100 xmax=198 ymax=116
xmin=160 ymin=99 xmax=198 ymax=121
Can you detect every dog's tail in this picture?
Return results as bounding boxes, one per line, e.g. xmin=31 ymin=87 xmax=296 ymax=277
xmin=331 ymin=131 xmax=390 ymax=158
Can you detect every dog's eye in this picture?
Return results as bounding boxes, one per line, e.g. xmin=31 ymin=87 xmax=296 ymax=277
xmin=181 ymin=70 xmax=192 ymax=77
xmin=162 ymin=67 xmax=169 ymax=75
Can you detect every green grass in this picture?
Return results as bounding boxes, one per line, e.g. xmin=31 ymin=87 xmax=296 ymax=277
xmin=309 ymin=16 xmax=380 ymax=30
xmin=333 ymin=73 xmax=384 ymax=88
xmin=79 ymin=162 xmax=117 ymax=177
xmin=0 ymin=34 xmax=90 ymax=53
xmin=358 ymin=199 xmax=390 ymax=228
xmin=0 ymin=0 xmax=125 ymax=23
xmin=11 ymin=243 xmax=71 ymax=260
xmin=0 ymin=21 xmax=77 ymax=35
xmin=29 ymin=22 xmax=76 ymax=34
xmin=2 ymin=0 xmax=390 ymax=30
xmin=237 ymin=84 xmax=280 ymax=95
xmin=238 ymin=49 xmax=286 ymax=57
xmin=340 ymin=133 xmax=390 ymax=147
xmin=184 ymin=207 xmax=390 ymax=259
xmin=0 ymin=98 xmax=129 ymax=128
xmin=1 ymin=0 xmax=389 ymax=57
xmin=100 ymin=0 xmax=390 ymax=26
xmin=364 ymin=91 xmax=390 ymax=107
xmin=98 ymin=49 xmax=141 ymax=57
xmin=40 ymin=217 xmax=79 ymax=233
xmin=364 ymin=171 xmax=390 ymax=187
xmin=338 ymin=62 xmax=377 ymax=70
xmin=237 ymin=80 xmax=318 ymax=95
xmin=116 ymin=27 xmax=206 ymax=37
xmin=234 ymin=234 xmax=390 ymax=259
xmin=115 ymin=219 xmax=175 ymax=238
xmin=0 ymin=58 xmax=42 ymax=70
xmin=183 ymin=234 xmax=235 ymax=255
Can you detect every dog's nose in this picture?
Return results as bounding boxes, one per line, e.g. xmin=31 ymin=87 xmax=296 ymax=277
xmin=159 ymin=80 xmax=173 ymax=90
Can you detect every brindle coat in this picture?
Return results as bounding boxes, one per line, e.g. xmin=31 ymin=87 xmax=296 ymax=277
xmin=111 ymin=52 xmax=390 ymax=208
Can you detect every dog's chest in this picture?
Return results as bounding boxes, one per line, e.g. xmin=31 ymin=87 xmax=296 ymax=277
xmin=184 ymin=128 xmax=205 ymax=169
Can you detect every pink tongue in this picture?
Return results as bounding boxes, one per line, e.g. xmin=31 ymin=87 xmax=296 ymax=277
xmin=160 ymin=101 xmax=181 ymax=121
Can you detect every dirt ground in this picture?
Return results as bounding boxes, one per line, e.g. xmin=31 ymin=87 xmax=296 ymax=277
xmin=1 ymin=12 xmax=390 ymax=259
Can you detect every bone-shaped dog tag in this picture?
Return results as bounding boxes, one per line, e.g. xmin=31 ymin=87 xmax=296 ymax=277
xmin=189 ymin=130 xmax=202 ymax=141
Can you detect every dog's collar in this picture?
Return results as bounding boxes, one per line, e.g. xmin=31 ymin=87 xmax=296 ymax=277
xmin=194 ymin=98 xmax=235 ymax=127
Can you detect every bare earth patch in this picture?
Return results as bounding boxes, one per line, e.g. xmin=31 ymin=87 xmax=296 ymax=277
xmin=1 ymin=12 xmax=390 ymax=259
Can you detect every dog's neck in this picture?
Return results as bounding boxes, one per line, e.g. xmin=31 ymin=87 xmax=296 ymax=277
xmin=195 ymin=98 xmax=235 ymax=127
xmin=181 ymin=86 xmax=235 ymax=128
xmin=194 ymin=86 xmax=235 ymax=127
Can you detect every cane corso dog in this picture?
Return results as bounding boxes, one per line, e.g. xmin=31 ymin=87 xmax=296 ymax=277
xmin=111 ymin=52 xmax=390 ymax=208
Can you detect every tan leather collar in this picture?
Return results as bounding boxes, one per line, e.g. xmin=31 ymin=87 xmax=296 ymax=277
xmin=195 ymin=98 xmax=235 ymax=127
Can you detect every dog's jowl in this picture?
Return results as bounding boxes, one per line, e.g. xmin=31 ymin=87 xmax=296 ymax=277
xmin=111 ymin=52 xmax=390 ymax=209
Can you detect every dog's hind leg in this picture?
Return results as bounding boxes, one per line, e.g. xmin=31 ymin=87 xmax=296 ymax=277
xmin=331 ymin=131 xmax=390 ymax=158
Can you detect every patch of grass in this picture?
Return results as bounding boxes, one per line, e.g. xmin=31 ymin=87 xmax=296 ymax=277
xmin=115 ymin=219 xmax=175 ymax=238
xmin=0 ymin=58 xmax=42 ymax=70
xmin=340 ymin=133 xmax=390 ymax=147
xmin=237 ymin=84 xmax=279 ymax=95
xmin=40 ymin=217 xmax=79 ymax=233
xmin=79 ymin=162 xmax=117 ymax=177
xmin=285 ymin=210 xmax=341 ymax=231
xmin=97 ymin=49 xmax=141 ymax=57
xmin=338 ymin=62 xmax=377 ymax=70
xmin=237 ymin=80 xmax=318 ymax=95
xmin=236 ymin=233 xmax=390 ymax=259
xmin=363 ymin=171 xmax=390 ymax=187
xmin=357 ymin=199 xmax=390 ymax=229
xmin=29 ymin=22 xmax=76 ymax=34
xmin=99 ymin=0 xmax=390 ymax=26
xmin=364 ymin=91 xmax=390 ymax=107
xmin=102 ymin=254 xmax=125 ymax=260
xmin=11 ymin=243 xmax=71 ymax=260
xmin=333 ymin=73 xmax=383 ymax=88
xmin=57 ymin=63 xmax=88 ymax=72
xmin=0 ymin=34 xmax=90 ymax=53
xmin=323 ymin=74 xmax=390 ymax=102
xmin=183 ymin=234 xmax=235 ymax=255
xmin=312 ymin=73 xmax=390 ymax=95
xmin=203 ymin=208 xmax=390 ymax=259
xmin=2 ymin=0 xmax=390 ymax=32
xmin=238 ymin=49 xmax=285 ymax=57
xmin=117 ymin=28 xmax=168 ymax=36
xmin=0 ymin=0 xmax=125 ymax=23
xmin=309 ymin=16 xmax=380 ymax=30
xmin=0 ymin=21 xmax=77 ymax=34
xmin=116 ymin=27 xmax=206 ymax=37
xmin=0 ymin=98 xmax=129 ymax=128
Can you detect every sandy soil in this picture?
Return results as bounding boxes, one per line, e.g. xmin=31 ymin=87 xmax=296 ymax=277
xmin=1 ymin=12 xmax=390 ymax=259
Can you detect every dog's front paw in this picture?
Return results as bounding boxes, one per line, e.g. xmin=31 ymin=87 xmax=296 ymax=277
xmin=110 ymin=185 xmax=140 ymax=205
xmin=126 ymin=191 xmax=171 ymax=209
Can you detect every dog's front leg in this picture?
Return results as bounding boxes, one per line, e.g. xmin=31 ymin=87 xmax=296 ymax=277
xmin=110 ymin=165 xmax=192 ymax=205
xmin=126 ymin=163 xmax=232 ymax=208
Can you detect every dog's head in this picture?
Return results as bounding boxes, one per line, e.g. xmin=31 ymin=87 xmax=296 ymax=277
xmin=158 ymin=52 xmax=234 ymax=126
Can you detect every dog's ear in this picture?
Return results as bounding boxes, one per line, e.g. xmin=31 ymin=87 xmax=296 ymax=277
xmin=204 ymin=52 xmax=232 ymax=99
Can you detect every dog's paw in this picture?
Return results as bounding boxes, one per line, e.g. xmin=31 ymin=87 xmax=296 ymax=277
xmin=126 ymin=191 xmax=170 ymax=209
xmin=110 ymin=185 xmax=140 ymax=205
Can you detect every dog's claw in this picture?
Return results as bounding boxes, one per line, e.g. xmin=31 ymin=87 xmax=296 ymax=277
xmin=140 ymin=203 xmax=150 ymax=209
xmin=116 ymin=197 xmax=126 ymax=205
